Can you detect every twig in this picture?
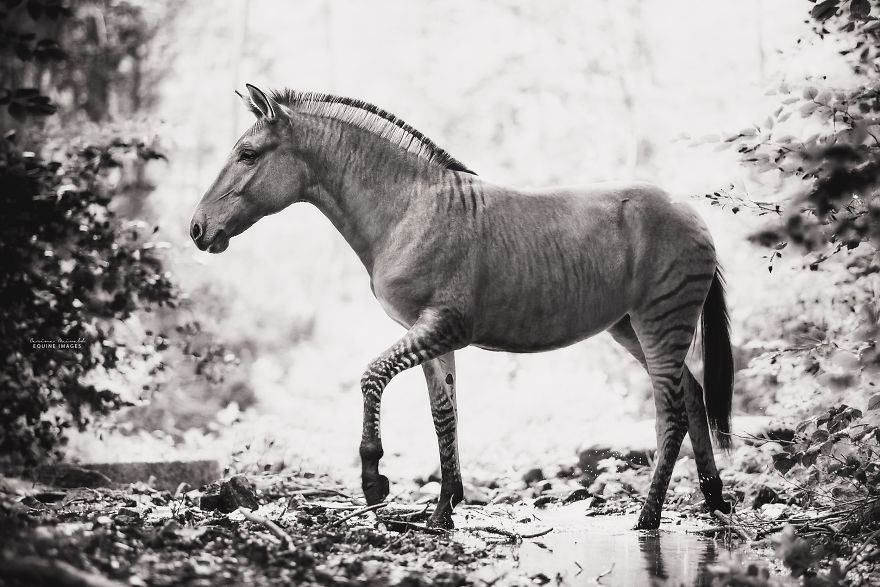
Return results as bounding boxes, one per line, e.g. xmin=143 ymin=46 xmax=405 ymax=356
xmin=301 ymin=501 xmax=361 ymax=510
xmin=464 ymin=525 xmax=553 ymax=542
xmin=842 ymin=528 xmax=880 ymax=575
xmin=394 ymin=504 xmax=431 ymax=520
xmin=238 ymin=507 xmax=294 ymax=546
xmin=327 ymin=502 xmax=388 ymax=527
xmin=713 ymin=510 xmax=755 ymax=542
xmin=465 ymin=525 xmax=521 ymax=541
xmin=290 ymin=488 xmax=353 ymax=499
xmin=596 ymin=561 xmax=615 ymax=584
xmin=520 ymin=527 xmax=553 ymax=539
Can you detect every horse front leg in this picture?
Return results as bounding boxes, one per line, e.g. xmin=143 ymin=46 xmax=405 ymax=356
xmin=359 ymin=308 xmax=469 ymax=506
xmin=421 ymin=353 xmax=463 ymax=529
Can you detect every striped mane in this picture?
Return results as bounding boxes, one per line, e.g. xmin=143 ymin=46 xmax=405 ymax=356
xmin=252 ymin=89 xmax=476 ymax=175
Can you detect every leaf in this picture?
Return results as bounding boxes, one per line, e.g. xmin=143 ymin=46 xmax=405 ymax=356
xmin=802 ymin=446 xmax=821 ymax=467
xmin=773 ymin=453 xmax=797 ymax=475
xmin=803 ymin=86 xmax=819 ymax=100
xmin=799 ymin=102 xmax=819 ymax=117
xmin=868 ymin=394 xmax=880 ymax=411
xmin=811 ymin=0 xmax=839 ymax=21
xmin=851 ymin=0 xmax=870 ymax=19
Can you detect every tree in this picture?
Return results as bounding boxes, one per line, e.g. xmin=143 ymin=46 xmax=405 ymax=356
xmin=0 ymin=0 xmax=227 ymax=465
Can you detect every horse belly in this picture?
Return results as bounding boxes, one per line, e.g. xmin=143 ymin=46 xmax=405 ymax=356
xmin=471 ymin=275 xmax=629 ymax=353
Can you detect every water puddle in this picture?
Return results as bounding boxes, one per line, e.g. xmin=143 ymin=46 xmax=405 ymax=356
xmin=454 ymin=502 xmax=754 ymax=586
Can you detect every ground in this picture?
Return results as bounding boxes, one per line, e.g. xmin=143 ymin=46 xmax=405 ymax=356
xmin=3 ymin=438 xmax=877 ymax=587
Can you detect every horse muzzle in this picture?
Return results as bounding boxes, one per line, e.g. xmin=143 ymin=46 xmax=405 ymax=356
xmin=190 ymin=214 xmax=229 ymax=254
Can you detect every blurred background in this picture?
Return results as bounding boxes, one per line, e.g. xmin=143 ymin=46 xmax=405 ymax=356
xmin=5 ymin=0 xmax=877 ymax=491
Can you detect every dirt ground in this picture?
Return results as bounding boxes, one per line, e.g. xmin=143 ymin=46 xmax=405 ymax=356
xmin=2 ymin=444 xmax=877 ymax=586
xmin=0 ymin=459 xmax=756 ymax=587
xmin=0 ymin=462 xmax=721 ymax=587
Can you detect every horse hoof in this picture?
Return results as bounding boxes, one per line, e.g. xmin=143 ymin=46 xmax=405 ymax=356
xmin=426 ymin=511 xmax=454 ymax=530
xmin=363 ymin=474 xmax=389 ymax=505
xmin=707 ymin=498 xmax=732 ymax=515
xmin=635 ymin=511 xmax=661 ymax=530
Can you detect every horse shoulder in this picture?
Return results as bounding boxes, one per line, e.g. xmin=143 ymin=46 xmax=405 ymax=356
xmin=370 ymin=198 xmax=474 ymax=326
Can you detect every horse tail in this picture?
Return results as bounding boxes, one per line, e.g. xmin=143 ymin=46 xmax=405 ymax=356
xmin=701 ymin=268 xmax=734 ymax=450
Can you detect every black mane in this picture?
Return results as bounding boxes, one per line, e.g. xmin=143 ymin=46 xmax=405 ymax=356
xmin=249 ymin=89 xmax=476 ymax=175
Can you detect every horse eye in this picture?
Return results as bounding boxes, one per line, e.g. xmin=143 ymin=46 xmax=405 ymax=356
xmin=239 ymin=149 xmax=258 ymax=162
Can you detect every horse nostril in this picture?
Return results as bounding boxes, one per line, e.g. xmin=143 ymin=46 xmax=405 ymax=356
xmin=191 ymin=221 xmax=203 ymax=242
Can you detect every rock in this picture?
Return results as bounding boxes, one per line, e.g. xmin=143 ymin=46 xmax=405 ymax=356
xmin=18 ymin=496 xmax=48 ymax=510
xmin=35 ymin=465 xmax=112 ymax=488
xmin=562 ymin=488 xmax=591 ymax=504
xmin=199 ymin=476 xmax=259 ymax=513
xmin=577 ymin=448 xmax=650 ymax=476
xmin=753 ymin=485 xmax=781 ymax=509
xmin=32 ymin=491 xmax=66 ymax=504
xmin=760 ymin=502 xmax=788 ymax=520
xmin=533 ymin=495 xmax=556 ymax=508
xmin=114 ymin=507 xmax=141 ymax=524
xmin=589 ymin=495 xmax=606 ymax=508
xmin=522 ymin=468 xmax=544 ymax=486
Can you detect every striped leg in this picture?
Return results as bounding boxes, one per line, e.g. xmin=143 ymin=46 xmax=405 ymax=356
xmin=422 ymin=353 xmax=463 ymax=529
xmin=637 ymin=364 xmax=688 ymax=529
xmin=682 ymin=372 xmax=731 ymax=514
xmin=359 ymin=308 xmax=468 ymax=506
xmin=630 ymin=270 xmax=714 ymax=529
xmin=609 ymin=317 xmax=730 ymax=517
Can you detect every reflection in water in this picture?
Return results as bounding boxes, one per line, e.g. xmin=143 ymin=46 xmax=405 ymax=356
xmin=637 ymin=529 xmax=721 ymax=587
xmin=460 ymin=505 xmax=746 ymax=586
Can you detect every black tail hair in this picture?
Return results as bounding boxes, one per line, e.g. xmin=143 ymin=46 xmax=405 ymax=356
xmin=701 ymin=268 xmax=734 ymax=450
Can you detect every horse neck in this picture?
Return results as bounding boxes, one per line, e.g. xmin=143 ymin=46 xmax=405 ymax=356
xmin=296 ymin=116 xmax=441 ymax=274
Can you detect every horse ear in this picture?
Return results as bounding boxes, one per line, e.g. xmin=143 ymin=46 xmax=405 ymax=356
xmin=235 ymin=89 xmax=253 ymax=112
xmin=245 ymin=83 xmax=276 ymax=120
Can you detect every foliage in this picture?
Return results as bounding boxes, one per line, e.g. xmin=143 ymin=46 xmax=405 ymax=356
xmin=772 ymin=404 xmax=880 ymax=525
xmin=1 ymin=0 xmax=168 ymax=126
xmin=698 ymin=3 xmax=880 ymax=582
xmin=705 ymin=0 xmax=880 ymax=260
xmin=0 ymin=132 xmax=176 ymax=463
xmin=0 ymin=0 xmax=68 ymax=123
xmin=0 ymin=1 xmax=235 ymax=465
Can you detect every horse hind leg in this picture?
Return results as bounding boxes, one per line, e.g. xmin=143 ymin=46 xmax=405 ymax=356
xmin=610 ymin=317 xmax=731 ymax=517
xmin=682 ymin=370 xmax=731 ymax=514
xmin=619 ymin=267 xmax=718 ymax=529
xmin=609 ymin=316 xmax=689 ymax=529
